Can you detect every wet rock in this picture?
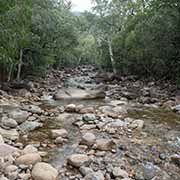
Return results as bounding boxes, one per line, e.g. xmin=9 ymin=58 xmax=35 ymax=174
xmin=0 ymin=143 xmax=19 ymax=157
xmin=1 ymin=117 xmax=18 ymax=128
xmin=67 ymin=154 xmax=90 ymax=168
xmin=32 ymin=162 xmax=58 ymax=180
xmin=51 ymin=129 xmax=68 ymax=138
xmin=95 ymin=139 xmax=116 ymax=151
xmin=0 ymin=128 xmax=19 ymax=140
xmin=80 ymin=133 xmax=96 ymax=146
xmin=129 ymin=120 xmax=144 ymax=130
xmin=82 ymin=114 xmax=97 ymax=122
xmin=170 ymin=154 xmax=180 ymax=167
xmin=19 ymin=121 xmax=42 ymax=132
xmin=22 ymin=145 xmax=38 ymax=154
xmin=16 ymin=153 xmax=41 ymax=165
xmin=84 ymin=171 xmax=105 ymax=180
xmin=112 ymin=167 xmax=129 ymax=178
xmin=80 ymin=166 xmax=94 ymax=176
xmin=9 ymin=110 xmax=29 ymax=124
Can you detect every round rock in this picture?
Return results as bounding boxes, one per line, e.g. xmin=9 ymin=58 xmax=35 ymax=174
xmin=32 ymin=162 xmax=58 ymax=180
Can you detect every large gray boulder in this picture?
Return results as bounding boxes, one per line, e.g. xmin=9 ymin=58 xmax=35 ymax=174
xmin=54 ymin=88 xmax=105 ymax=100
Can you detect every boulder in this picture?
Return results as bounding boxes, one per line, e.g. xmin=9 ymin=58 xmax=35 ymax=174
xmin=79 ymin=166 xmax=94 ymax=176
xmin=1 ymin=117 xmax=18 ymax=128
xmin=82 ymin=114 xmax=97 ymax=122
xmin=16 ymin=153 xmax=41 ymax=165
xmin=23 ymin=105 xmax=43 ymax=114
xmin=65 ymin=104 xmax=76 ymax=112
xmin=54 ymin=88 xmax=105 ymax=100
xmin=113 ymin=167 xmax=129 ymax=178
xmin=19 ymin=121 xmax=42 ymax=132
xmin=95 ymin=139 xmax=116 ymax=151
xmin=51 ymin=129 xmax=68 ymax=138
xmin=0 ymin=143 xmax=19 ymax=157
xmin=9 ymin=110 xmax=29 ymax=124
xmin=67 ymin=154 xmax=90 ymax=168
xmin=0 ymin=128 xmax=19 ymax=140
xmin=129 ymin=120 xmax=144 ymax=130
xmin=32 ymin=162 xmax=58 ymax=180
xmin=22 ymin=145 xmax=38 ymax=154
xmin=84 ymin=171 xmax=105 ymax=180
xmin=80 ymin=133 xmax=96 ymax=146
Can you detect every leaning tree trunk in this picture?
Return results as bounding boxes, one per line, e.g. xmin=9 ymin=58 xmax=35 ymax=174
xmin=108 ymin=38 xmax=117 ymax=74
xmin=16 ymin=49 xmax=23 ymax=81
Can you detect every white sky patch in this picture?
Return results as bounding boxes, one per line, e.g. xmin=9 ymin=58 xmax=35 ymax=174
xmin=71 ymin=0 xmax=93 ymax=12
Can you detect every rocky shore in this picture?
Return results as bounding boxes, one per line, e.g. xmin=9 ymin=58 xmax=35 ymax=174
xmin=0 ymin=66 xmax=180 ymax=180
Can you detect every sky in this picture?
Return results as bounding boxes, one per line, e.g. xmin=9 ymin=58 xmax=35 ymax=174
xmin=71 ymin=0 xmax=93 ymax=12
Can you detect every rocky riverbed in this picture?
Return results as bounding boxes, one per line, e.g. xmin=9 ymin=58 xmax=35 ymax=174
xmin=0 ymin=66 xmax=180 ymax=180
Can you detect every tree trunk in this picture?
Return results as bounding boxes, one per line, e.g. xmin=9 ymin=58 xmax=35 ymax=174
xmin=108 ymin=38 xmax=117 ymax=74
xmin=16 ymin=49 xmax=23 ymax=81
xmin=8 ymin=64 xmax=13 ymax=82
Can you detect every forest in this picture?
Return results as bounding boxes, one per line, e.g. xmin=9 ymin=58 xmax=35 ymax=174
xmin=0 ymin=1 xmax=180 ymax=180
xmin=0 ymin=0 xmax=180 ymax=81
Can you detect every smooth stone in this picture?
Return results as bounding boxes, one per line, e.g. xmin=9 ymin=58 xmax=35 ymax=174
xmin=65 ymin=104 xmax=76 ymax=112
xmin=112 ymin=106 xmax=127 ymax=114
xmin=5 ymin=165 xmax=18 ymax=174
xmin=0 ymin=128 xmax=19 ymax=140
xmin=84 ymin=171 xmax=105 ymax=180
xmin=95 ymin=139 xmax=116 ymax=151
xmin=113 ymin=167 xmax=129 ymax=178
xmin=0 ymin=143 xmax=19 ymax=157
xmin=129 ymin=120 xmax=144 ymax=130
xmin=0 ymin=176 xmax=9 ymax=180
xmin=0 ymin=134 xmax=4 ymax=143
xmin=82 ymin=114 xmax=97 ymax=122
xmin=80 ymin=133 xmax=96 ymax=146
xmin=67 ymin=154 xmax=90 ymax=168
xmin=23 ymin=105 xmax=43 ymax=114
xmin=55 ymin=137 xmax=64 ymax=144
xmin=16 ymin=153 xmax=41 ymax=165
xmin=19 ymin=121 xmax=42 ymax=132
xmin=32 ymin=162 xmax=58 ymax=180
xmin=79 ymin=166 xmax=94 ymax=176
xmin=9 ymin=110 xmax=29 ymax=124
xmin=1 ymin=117 xmax=18 ymax=128
xmin=22 ymin=145 xmax=38 ymax=154
xmin=54 ymin=88 xmax=105 ymax=100
xmin=51 ymin=129 xmax=68 ymax=138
